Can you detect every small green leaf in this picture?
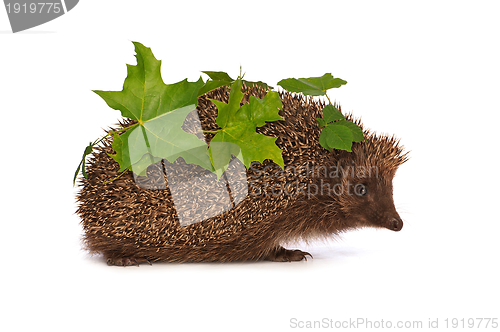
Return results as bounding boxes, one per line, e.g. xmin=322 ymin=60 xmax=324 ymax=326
xmin=277 ymin=73 xmax=347 ymax=96
xmin=322 ymin=104 xmax=345 ymax=123
xmin=335 ymin=120 xmax=365 ymax=142
xmin=316 ymin=103 xmax=364 ymax=152
xmin=202 ymin=71 xmax=234 ymax=82
xmin=322 ymin=123 xmax=353 ymax=152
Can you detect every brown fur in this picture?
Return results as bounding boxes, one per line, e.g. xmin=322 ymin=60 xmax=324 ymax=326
xmin=75 ymin=86 xmax=408 ymax=265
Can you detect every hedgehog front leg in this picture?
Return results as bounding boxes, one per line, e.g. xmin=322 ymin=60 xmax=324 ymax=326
xmin=105 ymin=256 xmax=151 ymax=267
xmin=264 ymin=246 xmax=312 ymax=262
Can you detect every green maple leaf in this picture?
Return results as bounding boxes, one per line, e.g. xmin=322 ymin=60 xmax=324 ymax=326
xmin=277 ymin=73 xmax=347 ymax=96
xmin=93 ymin=42 xmax=211 ymax=176
xmin=209 ymin=78 xmax=284 ymax=178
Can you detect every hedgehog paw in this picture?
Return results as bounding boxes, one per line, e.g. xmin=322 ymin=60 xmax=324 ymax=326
xmin=106 ymin=256 xmax=151 ymax=267
xmin=265 ymin=247 xmax=312 ymax=262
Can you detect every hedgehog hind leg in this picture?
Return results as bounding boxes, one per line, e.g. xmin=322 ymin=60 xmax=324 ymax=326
xmin=264 ymin=246 xmax=312 ymax=262
xmin=83 ymin=234 xmax=151 ymax=266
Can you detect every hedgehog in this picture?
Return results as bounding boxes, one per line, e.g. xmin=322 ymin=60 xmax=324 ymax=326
xmin=76 ymin=85 xmax=408 ymax=265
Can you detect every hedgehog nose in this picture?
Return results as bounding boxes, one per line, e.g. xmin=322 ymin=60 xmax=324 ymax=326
xmin=390 ymin=217 xmax=403 ymax=232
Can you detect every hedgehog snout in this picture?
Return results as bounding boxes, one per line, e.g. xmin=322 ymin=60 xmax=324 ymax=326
xmin=389 ymin=217 xmax=403 ymax=232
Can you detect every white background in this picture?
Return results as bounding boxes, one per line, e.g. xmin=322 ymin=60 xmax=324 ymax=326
xmin=1 ymin=1 xmax=499 ymax=331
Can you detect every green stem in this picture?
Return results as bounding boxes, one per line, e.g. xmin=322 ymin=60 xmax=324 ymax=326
xmin=103 ymin=169 xmax=128 ymax=184
xmin=140 ymin=126 xmax=156 ymax=165
xmin=107 ymin=123 xmax=139 ymax=137
xmin=90 ymin=123 xmax=138 ymax=147
xmin=325 ymin=93 xmax=333 ymax=105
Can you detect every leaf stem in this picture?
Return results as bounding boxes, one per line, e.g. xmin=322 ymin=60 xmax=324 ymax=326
xmin=92 ymin=123 xmax=140 ymax=149
xmin=325 ymin=93 xmax=333 ymax=105
xmin=114 ymin=123 xmax=139 ymax=133
xmin=103 ymin=170 xmax=128 ymax=184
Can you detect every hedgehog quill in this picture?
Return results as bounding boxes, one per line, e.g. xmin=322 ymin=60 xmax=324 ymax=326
xmin=75 ymin=42 xmax=408 ymax=266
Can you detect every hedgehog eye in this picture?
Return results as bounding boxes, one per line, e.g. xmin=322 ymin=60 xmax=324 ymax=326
xmin=355 ymin=184 xmax=368 ymax=197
